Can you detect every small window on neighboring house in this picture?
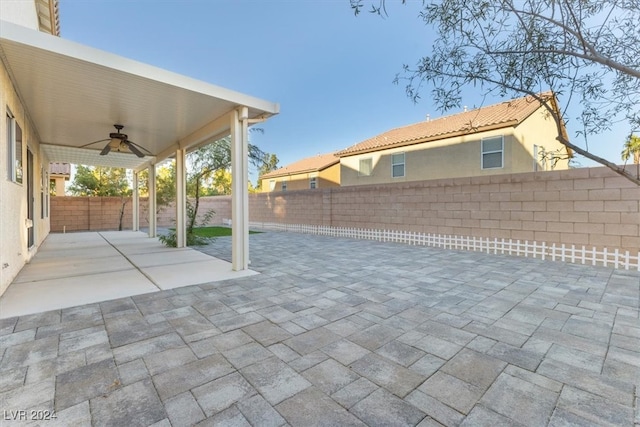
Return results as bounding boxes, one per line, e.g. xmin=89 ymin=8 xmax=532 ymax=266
xmin=359 ymin=158 xmax=373 ymax=176
xmin=391 ymin=152 xmax=405 ymax=178
xmin=269 ymin=179 xmax=276 ymax=191
xmin=309 ymin=177 xmax=317 ymax=189
xmin=6 ymin=111 xmax=23 ymax=184
xmin=281 ymin=181 xmax=287 ymax=191
xmin=482 ymin=136 xmax=503 ymax=169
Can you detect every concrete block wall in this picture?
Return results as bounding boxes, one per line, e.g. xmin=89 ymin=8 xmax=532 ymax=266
xmin=51 ymin=197 xmax=133 ymax=232
xmin=248 ymin=166 xmax=640 ymax=254
xmin=250 ymin=191 xmax=326 ymax=226
xmin=148 ymin=196 xmax=232 ymax=227
xmin=49 ymin=167 xmax=639 ymax=255
xmin=51 ymin=195 xmax=232 ymax=232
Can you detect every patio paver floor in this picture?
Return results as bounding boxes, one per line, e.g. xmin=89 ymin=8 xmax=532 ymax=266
xmin=1 ymin=231 xmax=639 ymax=426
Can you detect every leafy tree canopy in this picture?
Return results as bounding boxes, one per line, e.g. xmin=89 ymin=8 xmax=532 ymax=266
xmin=68 ymin=165 xmax=131 ymax=197
xmin=622 ymin=134 xmax=640 ymax=165
xmin=622 ymin=134 xmax=640 ymax=179
xmin=256 ymin=153 xmax=279 ymax=189
xmin=351 ymin=0 xmax=640 ymax=184
xmin=138 ymin=163 xmax=176 ymax=209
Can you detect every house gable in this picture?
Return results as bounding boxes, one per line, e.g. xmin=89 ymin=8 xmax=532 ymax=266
xmin=339 ymin=93 xmax=569 ymax=186
xmin=261 ymin=152 xmax=340 ymax=192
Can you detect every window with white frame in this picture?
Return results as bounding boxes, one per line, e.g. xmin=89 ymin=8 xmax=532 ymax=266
xmin=281 ymin=181 xmax=287 ymax=191
xmin=359 ymin=158 xmax=373 ymax=176
xmin=269 ymin=179 xmax=275 ymax=191
xmin=391 ymin=152 xmax=405 ymax=178
xmin=481 ymin=136 xmax=503 ymax=169
xmin=6 ymin=111 xmax=23 ymax=184
xmin=309 ymin=177 xmax=317 ymax=189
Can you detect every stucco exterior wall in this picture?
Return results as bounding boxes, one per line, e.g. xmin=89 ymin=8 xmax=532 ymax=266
xmin=260 ymin=163 xmax=341 ymax=193
xmin=0 ymin=0 xmax=39 ymax=31
xmin=513 ymin=106 xmax=570 ymax=172
xmin=1 ymin=56 xmax=50 ymax=296
xmin=341 ymin=106 xmax=570 ymax=187
xmin=249 ymin=166 xmax=640 ymax=255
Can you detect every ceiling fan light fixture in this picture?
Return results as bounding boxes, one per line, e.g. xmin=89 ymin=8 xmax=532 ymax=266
xmin=88 ymin=124 xmax=150 ymax=158
xmin=109 ymin=138 xmax=125 ymax=152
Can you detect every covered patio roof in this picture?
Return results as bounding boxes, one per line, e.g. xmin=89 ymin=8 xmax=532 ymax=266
xmin=0 ymin=20 xmax=279 ymax=170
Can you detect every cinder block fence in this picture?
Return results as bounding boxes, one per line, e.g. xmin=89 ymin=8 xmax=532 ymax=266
xmin=50 ymin=167 xmax=639 ymax=269
xmin=50 ymin=196 xmax=231 ymax=232
xmin=248 ymin=166 xmax=639 ymax=269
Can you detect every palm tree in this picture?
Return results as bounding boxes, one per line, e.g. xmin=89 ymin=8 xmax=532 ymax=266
xmin=621 ymin=134 xmax=640 ymax=179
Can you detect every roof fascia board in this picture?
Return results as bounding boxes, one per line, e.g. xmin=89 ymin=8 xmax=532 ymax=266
xmin=0 ymin=20 xmax=279 ymax=116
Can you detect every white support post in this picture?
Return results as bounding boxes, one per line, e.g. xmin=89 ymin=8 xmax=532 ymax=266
xmin=148 ymin=164 xmax=157 ymax=238
xmin=230 ymin=107 xmax=250 ymax=271
xmin=132 ymin=171 xmax=139 ymax=231
xmin=176 ymin=149 xmax=187 ymax=248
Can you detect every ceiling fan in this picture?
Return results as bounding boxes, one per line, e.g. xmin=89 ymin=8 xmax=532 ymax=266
xmin=80 ymin=124 xmax=151 ymax=158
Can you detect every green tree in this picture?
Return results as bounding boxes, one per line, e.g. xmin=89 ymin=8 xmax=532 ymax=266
xmin=138 ymin=162 xmax=177 ymax=212
xmin=351 ymin=0 xmax=640 ymax=185
xmin=68 ymin=165 xmax=131 ymax=230
xmin=68 ymin=165 xmax=131 ymax=197
xmin=211 ymin=169 xmax=233 ymax=195
xmin=621 ymin=134 xmax=640 ymax=179
xmin=256 ymin=153 xmax=279 ymax=189
xmin=185 ymin=135 xmax=274 ymax=232
xmin=154 ymin=132 xmax=278 ymax=247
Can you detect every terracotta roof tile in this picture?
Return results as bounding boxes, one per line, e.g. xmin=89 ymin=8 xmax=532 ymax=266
xmin=261 ymin=152 xmax=339 ymax=179
xmin=337 ymin=92 xmax=554 ymax=157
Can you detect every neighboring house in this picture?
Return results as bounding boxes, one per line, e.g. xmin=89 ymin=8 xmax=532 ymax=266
xmin=0 ymin=1 xmax=278 ymax=296
xmin=336 ymin=93 xmax=571 ymax=186
xmin=49 ymin=162 xmax=70 ymax=195
xmin=261 ymin=152 xmax=340 ymax=192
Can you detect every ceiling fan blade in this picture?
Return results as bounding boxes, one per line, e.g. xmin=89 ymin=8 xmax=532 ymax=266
xmin=79 ymin=138 xmax=109 ymax=148
xmin=128 ymin=140 xmax=152 ymax=155
xmin=100 ymin=143 xmax=111 ymax=156
xmin=125 ymin=141 xmax=145 ymax=158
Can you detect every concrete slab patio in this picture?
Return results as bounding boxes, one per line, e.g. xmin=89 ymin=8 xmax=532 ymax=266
xmin=0 ymin=231 xmax=639 ymax=426
xmin=0 ymin=231 xmax=257 ymax=319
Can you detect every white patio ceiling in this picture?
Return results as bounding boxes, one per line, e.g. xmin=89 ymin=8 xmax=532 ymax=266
xmin=0 ymin=20 xmax=279 ymax=170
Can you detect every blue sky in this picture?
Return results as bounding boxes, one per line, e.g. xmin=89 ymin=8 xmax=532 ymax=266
xmin=59 ymin=0 xmax=626 ymax=173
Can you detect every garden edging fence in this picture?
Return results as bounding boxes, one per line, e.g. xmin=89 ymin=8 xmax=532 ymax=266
xmin=249 ymin=222 xmax=640 ymax=271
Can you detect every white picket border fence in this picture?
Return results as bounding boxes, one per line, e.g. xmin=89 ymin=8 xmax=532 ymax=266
xmin=248 ymin=222 xmax=640 ymax=271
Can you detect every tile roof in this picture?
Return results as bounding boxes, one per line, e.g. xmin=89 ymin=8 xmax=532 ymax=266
xmin=261 ymin=152 xmax=339 ymax=179
xmin=337 ymin=92 xmax=554 ymax=157
xmin=49 ymin=162 xmax=71 ymax=175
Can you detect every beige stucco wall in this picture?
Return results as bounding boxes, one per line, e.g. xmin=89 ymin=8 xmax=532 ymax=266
xmin=0 ymin=0 xmax=39 ymax=31
xmin=0 ymin=57 xmax=50 ymax=296
xmin=513 ymin=106 xmax=570 ymax=171
xmin=261 ymin=163 xmax=341 ymax=193
xmin=341 ymin=107 xmax=569 ymax=187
